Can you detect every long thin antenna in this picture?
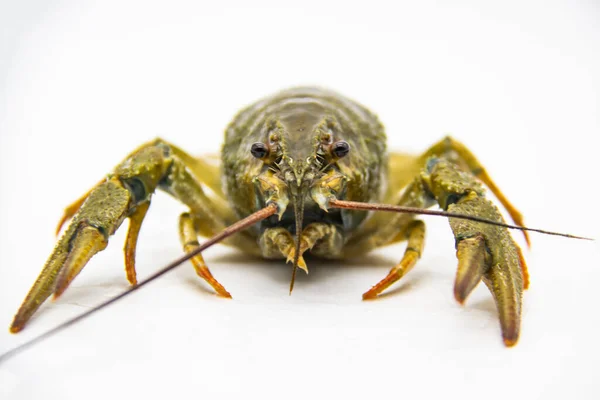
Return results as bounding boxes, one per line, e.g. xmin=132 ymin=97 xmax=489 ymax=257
xmin=0 ymin=203 xmax=278 ymax=364
xmin=329 ymin=199 xmax=592 ymax=240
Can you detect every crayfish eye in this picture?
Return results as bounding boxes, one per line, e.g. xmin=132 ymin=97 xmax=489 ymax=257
xmin=331 ymin=141 xmax=350 ymax=158
xmin=250 ymin=142 xmax=269 ymax=158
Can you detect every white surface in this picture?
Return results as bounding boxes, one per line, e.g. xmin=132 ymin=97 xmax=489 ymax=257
xmin=1 ymin=1 xmax=599 ymax=399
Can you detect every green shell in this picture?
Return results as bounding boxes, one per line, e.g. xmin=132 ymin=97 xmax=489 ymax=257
xmin=221 ymin=87 xmax=388 ymax=226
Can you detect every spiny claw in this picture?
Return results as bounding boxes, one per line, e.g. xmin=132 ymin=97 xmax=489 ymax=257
xmin=515 ymin=245 xmax=529 ymax=290
xmin=448 ymin=197 xmax=525 ymax=347
xmin=10 ymin=223 xmax=109 ymax=333
xmin=53 ymin=225 xmax=108 ymax=299
xmin=453 ymin=235 xmax=489 ymax=304
xmin=10 ymin=179 xmax=133 ymax=333
xmin=9 ymin=242 xmax=69 ymax=333
xmin=483 ymin=263 xmax=522 ymax=347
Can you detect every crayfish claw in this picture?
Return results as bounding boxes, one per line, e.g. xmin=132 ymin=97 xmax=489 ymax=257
xmin=453 ymin=234 xmax=489 ymax=304
xmin=9 ymin=223 xmax=109 ymax=333
xmin=10 ymin=179 xmax=133 ymax=333
xmin=483 ymin=262 xmax=522 ymax=347
xmin=9 ymin=241 xmax=68 ymax=333
xmin=448 ymin=197 xmax=525 ymax=346
xmin=53 ymin=224 xmax=108 ymax=299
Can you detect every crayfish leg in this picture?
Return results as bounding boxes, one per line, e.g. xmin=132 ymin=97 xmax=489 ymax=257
xmin=179 ymin=213 xmax=232 ymax=298
xmin=123 ymin=202 xmax=150 ymax=285
xmin=362 ymin=220 xmax=425 ymax=300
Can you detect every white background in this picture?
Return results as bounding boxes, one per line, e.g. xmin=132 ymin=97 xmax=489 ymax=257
xmin=1 ymin=1 xmax=599 ymax=399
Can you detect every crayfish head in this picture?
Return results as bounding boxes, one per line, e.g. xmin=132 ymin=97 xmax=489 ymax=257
xmin=250 ymin=113 xmax=352 ymax=290
xmin=251 ymin=111 xmax=351 ymax=224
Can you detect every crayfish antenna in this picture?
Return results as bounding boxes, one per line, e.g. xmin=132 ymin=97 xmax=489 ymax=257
xmin=329 ymin=199 xmax=593 ymax=241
